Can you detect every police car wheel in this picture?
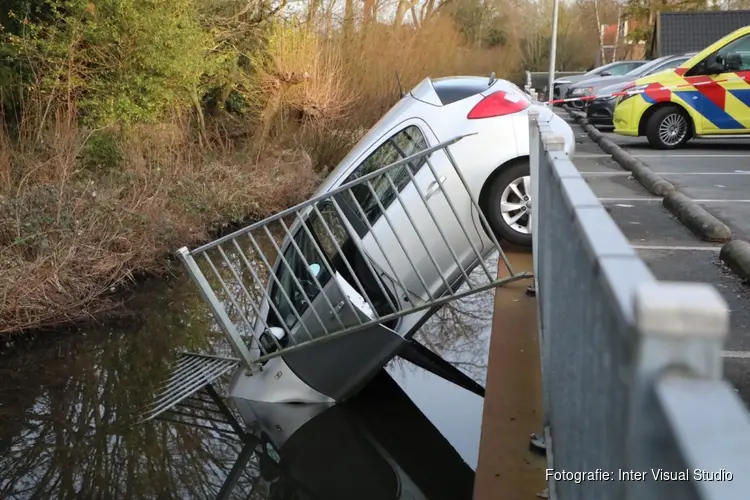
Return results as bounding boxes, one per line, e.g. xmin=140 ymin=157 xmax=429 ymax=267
xmin=646 ymin=106 xmax=690 ymax=149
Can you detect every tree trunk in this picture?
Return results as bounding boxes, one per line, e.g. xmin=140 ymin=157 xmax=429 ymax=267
xmin=363 ymin=0 xmax=375 ymax=24
xmin=344 ymin=0 xmax=355 ymax=36
xmin=306 ymin=0 xmax=320 ymax=23
xmin=594 ymin=0 xmax=606 ymax=65
xmin=612 ymin=7 xmax=621 ymax=63
xmin=420 ymin=0 xmax=436 ymax=23
xmin=393 ymin=0 xmax=409 ymax=28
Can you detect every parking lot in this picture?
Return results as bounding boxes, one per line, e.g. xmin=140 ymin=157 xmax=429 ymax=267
xmin=561 ymin=110 xmax=750 ymax=404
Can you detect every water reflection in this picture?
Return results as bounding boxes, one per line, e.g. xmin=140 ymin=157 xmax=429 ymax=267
xmin=0 ymin=253 xmax=497 ymax=498
xmin=391 ymin=254 xmax=497 ymax=385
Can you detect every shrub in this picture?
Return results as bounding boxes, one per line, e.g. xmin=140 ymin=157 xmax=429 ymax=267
xmin=4 ymin=0 xmax=213 ymax=127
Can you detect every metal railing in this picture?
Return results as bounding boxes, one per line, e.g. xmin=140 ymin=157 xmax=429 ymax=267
xmin=177 ymin=135 xmax=530 ymax=371
xmin=530 ymin=110 xmax=750 ymax=500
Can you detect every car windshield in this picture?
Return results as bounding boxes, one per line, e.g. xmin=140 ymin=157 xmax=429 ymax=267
xmin=585 ymin=64 xmax=613 ymax=76
xmin=625 ymin=57 xmax=671 ymax=76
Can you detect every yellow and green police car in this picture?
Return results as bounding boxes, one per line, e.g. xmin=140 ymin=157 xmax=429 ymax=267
xmin=613 ymin=25 xmax=750 ymax=149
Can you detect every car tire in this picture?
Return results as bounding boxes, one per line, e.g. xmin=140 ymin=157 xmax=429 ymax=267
xmin=645 ymin=105 xmax=691 ymax=149
xmin=486 ymin=160 xmax=533 ymax=248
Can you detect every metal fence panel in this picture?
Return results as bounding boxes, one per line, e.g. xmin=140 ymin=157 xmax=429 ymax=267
xmin=530 ymin=111 xmax=750 ymax=500
xmin=177 ymin=135 xmax=530 ymax=370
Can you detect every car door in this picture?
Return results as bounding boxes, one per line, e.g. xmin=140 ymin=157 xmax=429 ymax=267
xmin=270 ymin=208 xmax=410 ymax=401
xmin=263 ymin=203 xmax=403 ymax=340
xmin=681 ymin=33 xmax=750 ymax=134
xmin=335 ymin=119 xmax=486 ymax=308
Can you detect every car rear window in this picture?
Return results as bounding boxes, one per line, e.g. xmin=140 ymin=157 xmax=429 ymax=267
xmin=431 ymin=77 xmax=491 ymax=105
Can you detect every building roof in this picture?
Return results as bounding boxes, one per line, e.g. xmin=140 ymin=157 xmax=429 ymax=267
xmin=653 ymin=10 xmax=750 ymax=57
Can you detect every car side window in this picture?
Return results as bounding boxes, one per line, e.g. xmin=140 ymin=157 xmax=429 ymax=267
xmin=716 ymin=34 xmax=750 ymax=72
xmin=344 ymin=125 xmax=428 ymax=226
xmin=309 ymin=201 xmax=349 ymax=263
xmin=691 ymin=34 xmax=750 ymax=75
xmin=608 ymin=63 xmax=634 ymax=76
xmin=268 ymin=218 xmax=334 ymax=330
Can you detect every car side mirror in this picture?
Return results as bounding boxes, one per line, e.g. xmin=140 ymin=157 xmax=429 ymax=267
xmin=600 ymin=71 xmax=612 ymax=76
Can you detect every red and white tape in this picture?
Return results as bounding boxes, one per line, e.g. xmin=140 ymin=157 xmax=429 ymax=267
xmin=548 ymin=75 xmax=748 ymax=105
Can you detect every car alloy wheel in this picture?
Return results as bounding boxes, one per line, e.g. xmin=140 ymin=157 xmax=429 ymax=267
xmin=645 ymin=105 xmax=691 ymax=149
xmin=500 ymin=175 xmax=532 ymax=235
xmin=485 ymin=160 xmax=533 ymax=247
xmin=658 ymin=112 xmax=688 ymax=147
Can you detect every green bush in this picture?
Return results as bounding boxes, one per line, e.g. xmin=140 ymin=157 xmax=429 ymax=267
xmin=81 ymin=131 xmax=122 ymax=172
xmin=4 ymin=0 xmax=214 ymax=126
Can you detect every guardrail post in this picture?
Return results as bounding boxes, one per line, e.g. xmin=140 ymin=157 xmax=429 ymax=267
xmin=177 ymin=247 xmax=258 ymax=372
xmin=529 ymin=124 xmax=566 ymax=456
xmin=627 ymin=282 xmax=729 ymax=500
xmin=528 ymin=111 xmax=546 ymax=457
xmin=529 ymin=109 xmax=541 ymax=285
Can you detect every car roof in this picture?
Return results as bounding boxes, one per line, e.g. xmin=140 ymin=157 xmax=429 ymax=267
xmin=591 ymin=60 xmax=645 ymax=70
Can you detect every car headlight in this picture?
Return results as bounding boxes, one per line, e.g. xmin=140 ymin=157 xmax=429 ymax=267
xmin=618 ymin=84 xmax=648 ymax=104
xmin=554 ymin=79 xmax=571 ymax=84
xmin=571 ymin=87 xmax=592 ymax=96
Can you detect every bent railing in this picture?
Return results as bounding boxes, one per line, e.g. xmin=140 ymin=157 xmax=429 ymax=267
xmin=530 ymin=110 xmax=750 ymax=500
xmin=176 ymin=134 xmax=530 ymax=371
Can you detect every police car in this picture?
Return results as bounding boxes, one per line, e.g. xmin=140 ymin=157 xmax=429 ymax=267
xmin=613 ymin=26 xmax=750 ymax=149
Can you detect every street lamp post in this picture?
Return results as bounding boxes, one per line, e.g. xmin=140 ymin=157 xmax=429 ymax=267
xmin=547 ymin=0 xmax=560 ymax=104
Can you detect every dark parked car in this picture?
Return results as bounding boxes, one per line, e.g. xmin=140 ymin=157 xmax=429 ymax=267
xmin=566 ymin=53 xmax=696 ymax=110
xmin=584 ymin=53 xmax=696 ymax=126
xmin=551 ymin=60 xmax=645 ymax=103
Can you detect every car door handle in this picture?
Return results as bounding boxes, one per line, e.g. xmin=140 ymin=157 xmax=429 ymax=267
xmin=425 ymin=177 xmax=447 ymax=199
xmin=330 ymin=300 xmax=345 ymax=318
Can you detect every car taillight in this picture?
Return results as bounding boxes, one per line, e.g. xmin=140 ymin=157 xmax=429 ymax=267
xmin=467 ymin=91 xmax=530 ymax=119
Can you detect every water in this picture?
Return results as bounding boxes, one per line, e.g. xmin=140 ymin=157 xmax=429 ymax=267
xmin=0 ymin=256 xmax=496 ymax=499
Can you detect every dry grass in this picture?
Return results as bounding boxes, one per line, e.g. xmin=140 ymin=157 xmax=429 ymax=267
xmin=336 ymin=17 xmax=522 ymax=126
xmin=0 ymin=15 xmax=521 ymax=335
xmin=0 ymin=107 xmax=318 ymax=334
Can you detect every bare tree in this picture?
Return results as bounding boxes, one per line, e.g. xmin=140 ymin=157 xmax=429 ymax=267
xmin=594 ymin=0 xmax=606 ymax=64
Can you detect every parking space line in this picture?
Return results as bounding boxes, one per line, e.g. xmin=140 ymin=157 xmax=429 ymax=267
xmin=654 ymin=172 xmax=750 ymax=176
xmin=634 ymin=154 xmax=750 ymax=158
xmin=693 ymin=199 xmax=750 ymax=203
xmin=598 ymin=197 xmax=750 ymax=204
xmin=598 ymin=197 xmax=662 ymax=202
xmin=722 ymin=351 xmax=750 ymax=360
xmin=583 ymin=172 xmax=750 ymax=177
xmin=581 ymin=172 xmax=631 ymax=176
xmin=631 ymin=245 xmax=721 ymax=251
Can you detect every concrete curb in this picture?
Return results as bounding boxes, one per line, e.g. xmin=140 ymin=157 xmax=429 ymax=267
xmin=629 ymin=161 xmax=675 ymax=197
xmin=662 ymin=191 xmax=733 ymax=243
xmin=720 ymin=240 xmax=750 ymax=282
xmin=572 ymin=111 xmax=675 ymax=196
xmin=567 ymin=107 xmax=733 ymax=243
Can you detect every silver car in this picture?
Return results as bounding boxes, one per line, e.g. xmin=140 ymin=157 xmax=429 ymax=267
xmin=179 ymin=75 xmax=575 ymax=408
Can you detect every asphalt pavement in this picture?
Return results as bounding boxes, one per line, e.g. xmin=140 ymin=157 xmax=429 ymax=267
xmin=560 ymin=111 xmax=750 ymax=406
